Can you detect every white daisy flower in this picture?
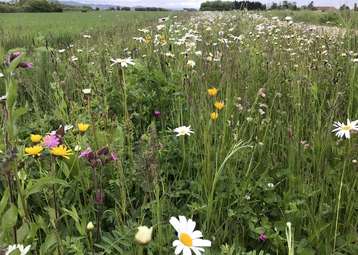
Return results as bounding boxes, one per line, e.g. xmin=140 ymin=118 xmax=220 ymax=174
xmin=187 ymin=60 xmax=195 ymax=68
xmin=6 ymin=244 xmax=31 ymax=255
xmin=82 ymin=88 xmax=91 ymax=95
xmin=173 ymin=126 xmax=194 ymax=136
xmin=0 ymin=72 xmax=4 ymax=78
xmin=332 ymin=119 xmax=358 ymax=139
xmin=83 ymin=34 xmax=91 ymax=39
xmin=170 ymin=216 xmax=211 ymax=255
xmin=110 ymin=57 xmax=135 ymax=68
xmin=58 ymin=49 xmax=66 ymax=53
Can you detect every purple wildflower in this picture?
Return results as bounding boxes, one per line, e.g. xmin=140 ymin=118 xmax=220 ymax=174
xmin=18 ymin=62 xmax=33 ymax=69
xmin=9 ymin=51 xmax=21 ymax=62
xmin=259 ymin=233 xmax=267 ymax=242
xmin=153 ymin=110 xmax=161 ymax=118
xmin=43 ymin=134 xmax=60 ymax=148
xmin=79 ymin=148 xmax=93 ymax=159
xmin=110 ymin=152 xmax=118 ymax=161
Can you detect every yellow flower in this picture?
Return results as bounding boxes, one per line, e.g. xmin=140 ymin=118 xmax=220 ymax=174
xmin=25 ymin=145 xmax=43 ymax=157
xmin=144 ymin=35 xmax=152 ymax=44
xmin=30 ymin=134 xmax=42 ymax=143
xmin=208 ymin=87 xmax=218 ymax=97
xmin=210 ymin=112 xmax=219 ymax=121
xmin=50 ymin=145 xmax=73 ymax=159
xmin=78 ymin=123 xmax=90 ymax=133
xmin=214 ymin=101 xmax=225 ymax=111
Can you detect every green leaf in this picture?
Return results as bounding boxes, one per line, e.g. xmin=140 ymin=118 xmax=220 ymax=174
xmin=17 ymin=223 xmax=30 ymax=243
xmin=0 ymin=188 xmax=10 ymax=218
xmin=40 ymin=231 xmax=57 ymax=255
xmin=1 ymin=204 xmax=18 ymax=230
xmin=25 ymin=177 xmax=68 ymax=199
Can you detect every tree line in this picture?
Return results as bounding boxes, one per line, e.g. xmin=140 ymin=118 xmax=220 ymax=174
xmin=200 ymin=1 xmax=266 ymax=11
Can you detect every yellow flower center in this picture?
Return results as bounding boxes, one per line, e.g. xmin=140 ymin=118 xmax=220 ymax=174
xmin=341 ymin=124 xmax=352 ymax=131
xmin=179 ymin=233 xmax=193 ymax=247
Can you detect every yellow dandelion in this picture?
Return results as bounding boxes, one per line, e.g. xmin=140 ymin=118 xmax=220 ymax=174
xmin=25 ymin=145 xmax=43 ymax=157
xmin=208 ymin=87 xmax=218 ymax=97
xmin=214 ymin=101 xmax=225 ymax=111
xmin=210 ymin=112 xmax=219 ymax=121
xmin=30 ymin=134 xmax=42 ymax=143
xmin=50 ymin=145 xmax=73 ymax=159
xmin=78 ymin=123 xmax=90 ymax=133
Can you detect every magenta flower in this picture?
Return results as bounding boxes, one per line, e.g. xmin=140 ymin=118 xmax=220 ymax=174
xmin=43 ymin=134 xmax=60 ymax=148
xmin=9 ymin=51 xmax=21 ymax=62
xmin=153 ymin=110 xmax=161 ymax=118
xmin=259 ymin=233 xmax=267 ymax=242
xmin=18 ymin=62 xmax=33 ymax=69
xmin=110 ymin=152 xmax=118 ymax=161
xmin=79 ymin=148 xmax=93 ymax=159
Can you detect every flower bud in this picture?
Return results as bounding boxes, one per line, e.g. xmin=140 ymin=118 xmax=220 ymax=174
xmin=135 ymin=226 xmax=153 ymax=245
xmin=87 ymin=221 xmax=94 ymax=231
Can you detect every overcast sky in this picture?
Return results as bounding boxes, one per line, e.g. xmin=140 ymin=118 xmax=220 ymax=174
xmin=72 ymin=0 xmax=357 ymax=9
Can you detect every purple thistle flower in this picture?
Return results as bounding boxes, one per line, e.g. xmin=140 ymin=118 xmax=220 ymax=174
xmin=18 ymin=62 xmax=33 ymax=69
xmin=79 ymin=148 xmax=92 ymax=158
xmin=43 ymin=134 xmax=60 ymax=148
xmin=110 ymin=152 xmax=118 ymax=161
xmin=9 ymin=51 xmax=21 ymax=62
xmin=153 ymin=110 xmax=161 ymax=118
xmin=259 ymin=233 xmax=267 ymax=242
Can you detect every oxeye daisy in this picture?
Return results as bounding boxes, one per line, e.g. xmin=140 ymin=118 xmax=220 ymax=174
xmin=25 ymin=145 xmax=43 ymax=157
xmin=173 ymin=126 xmax=194 ymax=136
xmin=170 ymin=216 xmax=211 ymax=255
xmin=50 ymin=145 xmax=73 ymax=159
xmin=332 ymin=119 xmax=358 ymax=139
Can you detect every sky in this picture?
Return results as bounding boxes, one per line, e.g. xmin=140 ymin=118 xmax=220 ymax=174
xmin=70 ymin=0 xmax=358 ymax=9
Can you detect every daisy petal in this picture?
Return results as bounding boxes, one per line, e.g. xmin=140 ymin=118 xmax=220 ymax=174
xmin=170 ymin=217 xmax=181 ymax=233
xmin=183 ymin=247 xmax=192 ymax=255
xmin=175 ymin=244 xmax=184 ymax=255
xmin=192 ymin=239 xmax=212 ymax=247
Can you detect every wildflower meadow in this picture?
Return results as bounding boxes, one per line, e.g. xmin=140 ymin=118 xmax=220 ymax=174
xmin=0 ymin=10 xmax=357 ymax=255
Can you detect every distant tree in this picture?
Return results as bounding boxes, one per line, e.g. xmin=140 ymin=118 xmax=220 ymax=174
xmin=339 ymin=4 xmax=350 ymax=10
xmin=307 ymin=1 xmax=316 ymax=10
xmin=116 ymin=6 xmax=120 ymax=10
xmin=121 ymin=6 xmax=130 ymax=11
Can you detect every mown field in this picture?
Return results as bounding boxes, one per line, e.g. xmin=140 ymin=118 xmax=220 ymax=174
xmin=0 ymin=10 xmax=358 ymax=255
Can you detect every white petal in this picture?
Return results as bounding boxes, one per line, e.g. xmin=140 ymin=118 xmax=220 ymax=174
xmin=179 ymin=216 xmax=188 ymax=227
xmin=183 ymin=247 xmax=192 ymax=255
xmin=173 ymin=240 xmax=181 ymax=247
xmin=175 ymin=243 xmax=184 ymax=255
xmin=191 ymin=230 xmax=203 ymax=239
xmin=192 ymin=239 xmax=211 ymax=247
xmin=170 ymin=217 xmax=181 ymax=233
xmin=191 ymin=247 xmax=202 ymax=255
xmin=186 ymin=219 xmax=196 ymax=234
